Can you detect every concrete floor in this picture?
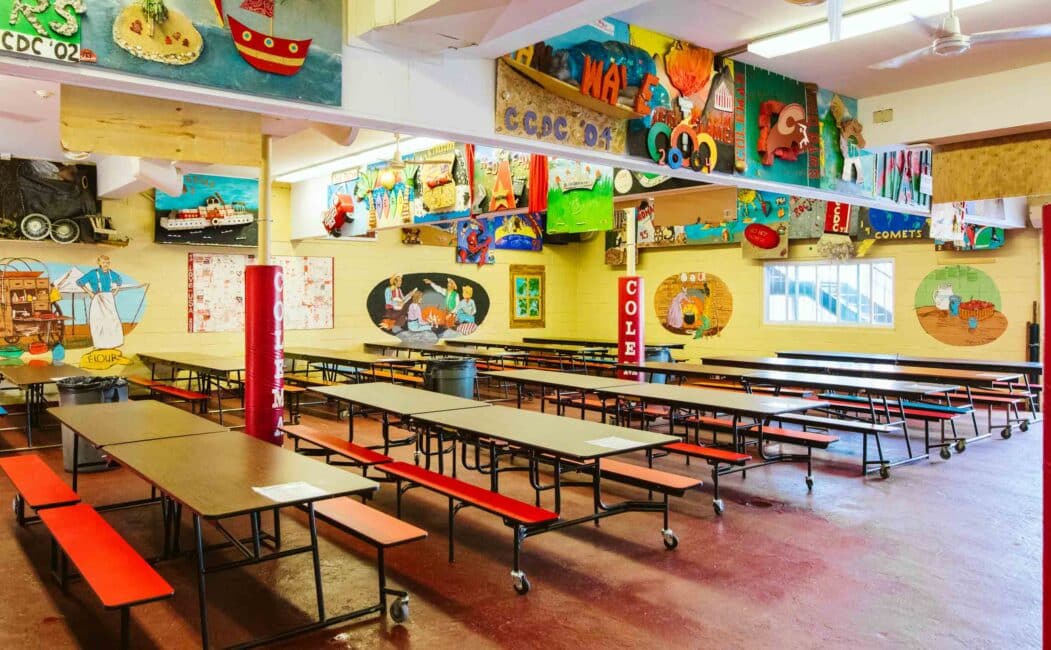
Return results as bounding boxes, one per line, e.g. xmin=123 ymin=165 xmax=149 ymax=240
xmin=0 ymin=395 xmax=1041 ymax=649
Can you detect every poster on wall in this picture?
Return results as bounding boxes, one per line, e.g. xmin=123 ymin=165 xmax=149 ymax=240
xmin=653 ymin=272 xmax=732 ymax=338
xmin=509 ymin=264 xmax=545 ymax=328
xmin=155 ymin=174 xmax=259 ymax=247
xmin=0 ymin=158 xmax=126 ymax=245
xmin=546 ymin=159 xmax=613 ymax=234
xmin=365 ymin=272 xmax=489 ymax=343
xmin=187 ymin=253 xmax=333 ymax=332
xmin=0 ymin=0 xmax=84 ymax=63
xmin=80 ymin=0 xmax=343 ymax=106
xmin=914 ymin=265 xmax=1006 ymax=346
xmin=0 ymin=256 xmax=148 ymax=370
xmin=737 ymin=63 xmax=812 ymax=186
xmin=493 ymin=213 xmax=544 ymax=251
xmin=456 ymin=218 xmax=496 ymax=265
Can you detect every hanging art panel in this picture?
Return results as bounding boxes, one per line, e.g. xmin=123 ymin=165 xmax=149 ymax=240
xmin=409 ymin=142 xmax=472 ymax=223
xmin=323 ymin=169 xmax=374 ymax=239
xmin=737 ymin=63 xmax=813 ymax=186
xmin=472 ymin=146 xmax=531 ymax=214
xmin=401 ymin=224 xmax=456 ymax=247
xmin=653 ymin=272 xmax=732 ymax=338
xmin=456 ymin=218 xmax=496 ymax=265
xmin=0 ymin=0 xmax=84 ymax=63
xmin=613 ymin=168 xmax=706 ymax=197
xmin=79 ymin=0 xmax=343 ymax=106
xmin=366 ymin=272 xmax=489 ymax=342
xmin=546 ymin=159 xmax=613 ymax=234
xmin=155 ymin=173 xmax=259 ymax=247
xmin=914 ymin=265 xmax=1006 ymax=346
xmin=492 ymin=213 xmax=544 ymax=251
xmin=817 ymin=90 xmax=874 ymax=197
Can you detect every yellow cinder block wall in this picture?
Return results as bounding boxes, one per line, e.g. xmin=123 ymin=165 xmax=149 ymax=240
xmin=574 ymin=220 xmax=1041 ymax=361
xmin=0 ymin=184 xmax=579 ymax=364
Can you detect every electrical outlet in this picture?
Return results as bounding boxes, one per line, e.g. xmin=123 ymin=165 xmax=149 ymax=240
xmin=873 ymin=109 xmax=893 ymax=124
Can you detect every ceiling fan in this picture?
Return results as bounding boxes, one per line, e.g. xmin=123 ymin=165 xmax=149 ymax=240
xmin=381 ymin=132 xmax=449 ymax=170
xmin=784 ymin=0 xmax=845 ymax=41
xmin=872 ymin=0 xmax=1051 ymax=69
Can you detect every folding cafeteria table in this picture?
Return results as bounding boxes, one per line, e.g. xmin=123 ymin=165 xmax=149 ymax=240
xmin=104 ymin=430 xmax=378 ymax=648
xmin=284 ymin=347 xmax=419 ymax=382
xmin=481 ymin=368 xmax=641 ymax=417
xmin=1 ymin=363 xmax=87 ymax=451
xmin=137 ymin=352 xmax=246 ymax=425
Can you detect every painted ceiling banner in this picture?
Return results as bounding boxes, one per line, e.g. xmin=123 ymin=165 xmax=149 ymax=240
xmin=78 ymin=0 xmax=343 ymax=106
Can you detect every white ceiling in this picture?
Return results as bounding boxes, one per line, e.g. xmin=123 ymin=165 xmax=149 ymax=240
xmin=0 ymin=76 xmax=62 ymax=161
xmin=617 ymin=0 xmax=1051 ymax=97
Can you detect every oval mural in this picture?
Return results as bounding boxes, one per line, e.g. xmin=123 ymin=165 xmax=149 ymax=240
xmin=654 ymin=272 xmax=732 ymax=338
xmin=914 ymin=265 xmax=1006 ymax=346
xmin=366 ymin=272 xmax=490 ymax=342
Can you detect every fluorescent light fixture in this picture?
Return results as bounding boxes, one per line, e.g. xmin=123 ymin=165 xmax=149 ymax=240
xmin=275 ymin=136 xmax=446 ymax=183
xmin=747 ymin=0 xmax=993 ymax=58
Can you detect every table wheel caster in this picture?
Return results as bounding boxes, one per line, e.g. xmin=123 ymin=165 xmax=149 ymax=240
xmin=1020 ymin=420 xmax=1030 ymax=432
xmin=954 ymin=439 xmax=966 ymax=453
xmin=713 ymin=499 xmax=725 ymax=516
xmin=879 ymin=464 xmax=890 ymax=479
xmin=389 ymin=597 xmax=409 ymax=623
xmin=511 ymin=570 xmax=530 ymax=595
xmin=1001 ymin=426 xmax=1012 ymax=439
xmin=939 ymin=447 xmax=952 ymax=460
xmin=662 ymin=528 xmax=678 ymax=550
xmin=805 ymin=475 xmax=814 ymax=491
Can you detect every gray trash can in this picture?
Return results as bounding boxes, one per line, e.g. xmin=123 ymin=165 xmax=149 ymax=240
xmin=58 ymin=376 xmax=128 ymax=473
xmin=645 ymin=347 xmax=672 ymax=384
xmin=424 ymin=357 xmax=476 ymax=399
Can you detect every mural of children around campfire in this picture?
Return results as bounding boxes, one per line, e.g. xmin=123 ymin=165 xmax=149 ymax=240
xmin=0 ymin=257 xmax=147 ymax=368
xmin=654 ymin=272 xmax=733 ymax=338
xmin=367 ymin=272 xmax=488 ymax=342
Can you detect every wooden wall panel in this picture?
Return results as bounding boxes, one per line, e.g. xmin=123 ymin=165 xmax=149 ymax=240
xmin=934 ymin=131 xmax=1051 ymax=203
xmin=61 ymin=86 xmax=262 ymax=166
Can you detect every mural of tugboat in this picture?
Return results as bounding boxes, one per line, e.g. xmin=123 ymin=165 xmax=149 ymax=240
xmin=211 ymin=0 xmax=312 ymax=76
xmin=159 ymin=192 xmax=254 ymax=231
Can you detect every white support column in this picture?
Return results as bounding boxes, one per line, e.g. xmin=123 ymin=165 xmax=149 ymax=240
xmin=259 ymin=135 xmax=273 ymax=265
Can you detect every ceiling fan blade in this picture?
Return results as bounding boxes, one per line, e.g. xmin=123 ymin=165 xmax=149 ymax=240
xmin=909 ymin=13 xmax=945 ymax=38
xmin=869 ymin=45 xmax=934 ymax=69
xmin=970 ymin=23 xmax=1051 ymax=44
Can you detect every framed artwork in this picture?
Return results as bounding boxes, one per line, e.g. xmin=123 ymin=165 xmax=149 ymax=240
xmin=509 ymin=264 xmax=545 ymax=328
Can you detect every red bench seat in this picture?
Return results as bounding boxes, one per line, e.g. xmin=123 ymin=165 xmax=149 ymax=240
xmin=0 ymin=455 xmax=80 ymax=525
xmin=283 ymin=424 xmax=393 ymax=468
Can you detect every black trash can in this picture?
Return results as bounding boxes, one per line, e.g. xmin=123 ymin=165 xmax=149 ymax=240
xmin=424 ymin=357 xmax=477 ymax=399
xmin=645 ymin=347 xmax=672 ymax=384
xmin=58 ymin=376 xmax=128 ymax=473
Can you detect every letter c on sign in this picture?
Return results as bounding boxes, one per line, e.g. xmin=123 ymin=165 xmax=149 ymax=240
xmin=625 ymin=279 xmax=638 ymax=295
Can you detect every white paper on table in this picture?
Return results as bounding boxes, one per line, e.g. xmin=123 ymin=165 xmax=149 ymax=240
xmin=586 ymin=436 xmax=640 ymax=450
xmin=252 ymin=481 xmax=327 ymax=502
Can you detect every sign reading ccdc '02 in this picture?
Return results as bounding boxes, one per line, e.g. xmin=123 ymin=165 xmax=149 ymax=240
xmin=0 ymin=0 xmax=84 ymax=62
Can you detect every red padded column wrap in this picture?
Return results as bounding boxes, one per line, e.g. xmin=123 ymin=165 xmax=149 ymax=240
xmin=244 ymin=265 xmax=284 ymax=445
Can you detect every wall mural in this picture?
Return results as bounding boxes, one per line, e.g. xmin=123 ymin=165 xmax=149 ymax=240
xmin=914 ymin=265 xmax=1006 ymax=347
xmin=546 ymin=159 xmax=613 ymax=234
xmin=0 ymin=158 xmax=126 ymax=245
xmin=155 ymin=173 xmax=259 ymax=247
xmin=654 ymin=272 xmax=732 ymax=338
xmin=366 ymin=272 xmax=489 ymax=343
xmin=80 ymin=0 xmax=344 ymax=106
xmin=0 ymin=256 xmax=148 ymax=370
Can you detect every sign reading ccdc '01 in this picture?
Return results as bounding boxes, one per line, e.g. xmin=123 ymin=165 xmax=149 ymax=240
xmin=618 ymin=276 xmax=644 ymax=380
xmin=0 ymin=0 xmax=84 ymax=62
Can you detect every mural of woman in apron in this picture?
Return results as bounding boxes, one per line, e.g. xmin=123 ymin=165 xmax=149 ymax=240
xmin=76 ymin=255 xmax=124 ymax=349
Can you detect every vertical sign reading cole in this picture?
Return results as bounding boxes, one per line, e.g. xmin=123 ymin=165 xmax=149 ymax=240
xmin=618 ymin=276 xmax=644 ymax=380
xmin=244 ymin=265 xmax=284 ymax=445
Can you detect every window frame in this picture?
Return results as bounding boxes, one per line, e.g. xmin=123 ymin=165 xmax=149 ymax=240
xmin=762 ymin=258 xmax=895 ymax=329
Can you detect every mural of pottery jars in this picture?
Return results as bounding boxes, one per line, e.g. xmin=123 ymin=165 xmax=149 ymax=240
xmin=914 ymin=265 xmax=1006 ymax=346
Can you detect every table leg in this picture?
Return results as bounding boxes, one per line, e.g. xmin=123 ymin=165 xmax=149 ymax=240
xmin=71 ymin=433 xmax=79 ymax=492
xmin=193 ymin=514 xmax=210 ymax=649
xmin=307 ymin=503 xmax=326 ymax=621
xmin=214 ymin=376 xmax=224 ymax=426
xmin=516 ymin=383 xmax=522 ymax=409
xmin=347 ymin=402 xmax=355 ymax=443
xmin=23 ymin=386 xmax=32 ymax=446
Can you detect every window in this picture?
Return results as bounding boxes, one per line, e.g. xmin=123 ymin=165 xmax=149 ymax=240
xmin=764 ymin=260 xmax=894 ymax=327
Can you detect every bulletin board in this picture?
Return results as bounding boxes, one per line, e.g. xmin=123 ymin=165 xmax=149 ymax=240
xmin=187 ymin=253 xmax=333 ymax=332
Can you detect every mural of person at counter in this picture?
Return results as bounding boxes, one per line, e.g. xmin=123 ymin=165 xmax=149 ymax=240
xmin=367 ymin=273 xmax=488 ymax=343
xmin=654 ymin=272 xmax=732 ymax=338
xmin=0 ymin=257 xmax=147 ymax=367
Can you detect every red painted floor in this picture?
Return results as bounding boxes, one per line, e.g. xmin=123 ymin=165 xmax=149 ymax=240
xmin=0 ymin=395 xmax=1041 ymax=648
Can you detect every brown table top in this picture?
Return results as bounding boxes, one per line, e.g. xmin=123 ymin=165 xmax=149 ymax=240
xmin=595 ymin=382 xmax=823 ymax=416
xmin=615 ymin=361 xmax=756 ymax=379
xmin=443 ymin=339 xmax=607 ymax=354
xmin=364 ymin=341 xmax=526 ymax=359
xmin=745 ymin=370 xmax=958 ymax=397
xmin=701 ymin=355 xmax=1011 ymax=385
xmin=482 ymin=369 xmax=643 ymax=391
xmin=313 ymin=382 xmax=491 ymax=416
xmin=520 ymin=336 xmax=687 ymax=350
xmin=777 ymin=350 xmax=1042 ymax=374
xmin=1 ymin=363 xmax=88 ymax=387
xmin=104 ymin=431 xmax=378 ymax=519
xmin=413 ymin=405 xmax=677 ymax=460
xmin=138 ymin=352 xmax=245 ymax=374
xmin=284 ymin=347 xmax=418 ymax=368
xmin=48 ymin=399 xmax=228 ymax=447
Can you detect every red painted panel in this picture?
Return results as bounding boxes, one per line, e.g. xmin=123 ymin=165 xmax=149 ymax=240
xmin=245 ymin=265 xmax=284 ymax=445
